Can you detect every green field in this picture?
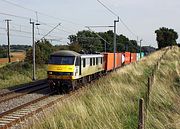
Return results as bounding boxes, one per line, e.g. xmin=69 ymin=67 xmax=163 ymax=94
xmin=0 ymin=62 xmax=47 ymax=89
xmin=30 ymin=46 xmax=180 ymax=129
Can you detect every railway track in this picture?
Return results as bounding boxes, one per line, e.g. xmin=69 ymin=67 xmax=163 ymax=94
xmin=0 ymin=85 xmax=88 ymax=129
xmin=0 ymin=79 xmax=50 ymax=129
xmin=0 ymin=84 xmax=49 ymax=104
xmin=0 ymin=79 xmax=46 ymax=97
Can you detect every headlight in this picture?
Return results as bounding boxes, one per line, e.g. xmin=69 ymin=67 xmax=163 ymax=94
xmin=47 ymin=71 xmax=53 ymax=75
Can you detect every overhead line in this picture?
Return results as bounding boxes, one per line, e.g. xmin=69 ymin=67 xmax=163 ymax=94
xmin=0 ymin=12 xmax=72 ymax=35
xmin=0 ymin=32 xmax=32 ymax=38
xmin=1 ymin=0 xmax=36 ymax=12
xmin=0 ymin=12 xmax=32 ymax=20
xmin=9 ymin=22 xmax=71 ymax=34
xmin=96 ymin=0 xmax=118 ymax=17
xmin=38 ymin=23 xmax=61 ymax=40
xmin=96 ymin=0 xmax=138 ymax=38
xmin=119 ymin=19 xmax=138 ymax=37
xmin=0 ymin=27 xmax=64 ymax=40
xmin=86 ymin=27 xmax=111 ymax=45
xmin=0 ymin=0 xmax=85 ymax=27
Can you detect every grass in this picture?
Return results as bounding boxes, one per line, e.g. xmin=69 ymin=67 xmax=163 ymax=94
xmin=147 ymin=46 xmax=180 ymax=129
xmin=28 ymin=47 xmax=180 ymax=129
xmin=0 ymin=63 xmax=8 ymax=68
xmin=0 ymin=62 xmax=47 ymax=89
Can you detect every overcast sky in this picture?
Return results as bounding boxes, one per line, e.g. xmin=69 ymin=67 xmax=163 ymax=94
xmin=0 ymin=0 xmax=179 ymax=48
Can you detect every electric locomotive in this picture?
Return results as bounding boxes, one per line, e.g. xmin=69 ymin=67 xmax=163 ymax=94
xmin=47 ymin=50 xmax=104 ymax=92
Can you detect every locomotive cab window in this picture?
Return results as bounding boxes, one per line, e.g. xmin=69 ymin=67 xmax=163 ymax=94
xmin=48 ymin=56 xmax=75 ymax=65
xmin=75 ymin=57 xmax=80 ymax=66
xmin=101 ymin=57 xmax=103 ymax=64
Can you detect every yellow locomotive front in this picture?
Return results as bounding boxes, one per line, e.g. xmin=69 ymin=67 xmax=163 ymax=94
xmin=47 ymin=50 xmax=81 ymax=92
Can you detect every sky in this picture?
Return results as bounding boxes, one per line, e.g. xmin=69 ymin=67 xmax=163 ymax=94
xmin=0 ymin=0 xmax=180 ymax=48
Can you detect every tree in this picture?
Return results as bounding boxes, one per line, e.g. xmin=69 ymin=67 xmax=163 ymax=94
xmin=68 ymin=31 xmax=103 ymax=53
xmin=68 ymin=30 xmax=139 ymax=53
xmin=0 ymin=48 xmax=7 ymax=58
xmin=25 ymin=39 xmax=55 ymax=64
xmin=155 ymin=27 xmax=178 ymax=49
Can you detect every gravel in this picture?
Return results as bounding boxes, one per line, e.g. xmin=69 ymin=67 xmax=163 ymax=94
xmin=0 ymin=88 xmax=50 ymax=114
xmin=0 ymin=89 xmax=11 ymax=95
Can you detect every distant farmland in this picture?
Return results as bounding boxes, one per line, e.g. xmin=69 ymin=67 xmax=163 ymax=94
xmin=0 ymin=51 xmax=26 ymax=64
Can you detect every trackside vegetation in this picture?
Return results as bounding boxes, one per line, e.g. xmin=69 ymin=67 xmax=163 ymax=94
xmin=147 ymin=46 xmax=180 ymax=128
xmin=30 ymin=47 xmax=179 ymax=129
xmin=0 ymin=62 xmax=47 ymax=89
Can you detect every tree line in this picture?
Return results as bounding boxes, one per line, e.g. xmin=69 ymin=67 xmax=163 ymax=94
xmin=25 ymin=30 xmax=140 ymax=64
xmin=0 ymin=27 xmax=178 ymax=65
xmin=0 ymin=45 xmax=30 ymax=58
xmin=68 ymin=30 xmax=139 ymax=53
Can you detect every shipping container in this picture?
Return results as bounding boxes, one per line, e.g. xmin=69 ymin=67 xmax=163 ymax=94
xmin=124 ymin=52 xmax=131 ymax=64
xmin=104 ymin=53 xmax=114 ymax=71
xmin=141 ymin=52 xmax=145 ymax=58
xmin=122 ymin=53 xmax=125 ymax=63
xmin=116 ymin=53 xmax=122 ymax=68
xmin=131 ymin=53 xmax=137 ymax=63
xmin=104 ymin=53 xmax=122 ymax=71
xmin=137 ymin=53 xmax=140 ymax=61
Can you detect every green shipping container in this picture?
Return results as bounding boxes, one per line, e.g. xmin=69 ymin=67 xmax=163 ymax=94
xmin=137 ymin=53 xmax=140 ymax=61
xmin=141 ymin=52 xmax=145 ymax=58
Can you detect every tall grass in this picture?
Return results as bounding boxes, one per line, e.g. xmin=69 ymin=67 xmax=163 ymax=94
xmin=147 ymin=46 xmax=180 ymax=129
xmin=28 ymin=47 xmax=179 ymax=129
xmin=0 ymin=62 xmax=47 ymax=89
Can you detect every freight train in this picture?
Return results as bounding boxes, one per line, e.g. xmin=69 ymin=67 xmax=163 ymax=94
xmin=47 ymin=50 xmax=144 ymax=92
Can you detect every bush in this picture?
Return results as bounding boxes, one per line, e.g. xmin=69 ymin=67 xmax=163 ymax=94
xmin=0 ymin=49 xmax=7 ymax=58
xmin=25 ymin=39 xmax=55 ymax=64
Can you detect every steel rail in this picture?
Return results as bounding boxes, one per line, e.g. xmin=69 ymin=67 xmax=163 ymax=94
xmin=0 ymin=79 xmax=47 ymax=97
xmin=0 ymin=91 xmax=56 ymax=129
xmin=0 ymin=85 xmax=89 ymax=129
xmin=0 ymin=84 xmax=49 ymax=104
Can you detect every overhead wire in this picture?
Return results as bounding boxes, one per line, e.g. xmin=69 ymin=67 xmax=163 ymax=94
xmin=86 ymin=27 xmax=111 ymax=45
xmin=0 ymin=32 xmax=32 ymax=38
xmin=0 ymin=0 xmax=85 ymax=27
xmin=0 ymin=12 xmax=73 ymax=39
xmin=0 ymin=12 xmax=32 ymax=20
xmin=7 ymin=22 xmax=70 ymax=35
xmin=0 ymin=0 xmax=88 ymax=37
xmin=35 ymin=11 xmax=40 ymax=35
xmin=0 ymin=27 xmax=65 ymax=40
xmin=97 ymin=0 xmax=118 ymax=17
xmin=0 ymin=0 xmax=142 ymax=45
xmin=96 ymin=0 xmax=139 ymax=38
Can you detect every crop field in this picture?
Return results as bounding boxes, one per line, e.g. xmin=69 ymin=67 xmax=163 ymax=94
xmin=0 ymin=51 xmax=26 ymax=64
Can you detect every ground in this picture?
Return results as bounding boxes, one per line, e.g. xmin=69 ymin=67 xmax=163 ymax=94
xmin=0 ymin=51 xmax=25 ymax=64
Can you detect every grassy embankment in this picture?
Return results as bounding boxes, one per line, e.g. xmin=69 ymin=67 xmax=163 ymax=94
xmin=0 ymin=62 xmax=47 ymax=89
xmin=0 ymin=50 xmax=47 ymax=89
xmin=31 ymin=47 xmax=179 ymax=129
xmin=147 ymin=46 xmax=180 ymax=128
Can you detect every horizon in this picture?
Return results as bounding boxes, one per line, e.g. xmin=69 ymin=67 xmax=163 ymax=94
xmin=0 ymin=0 xmax=180 ymax=47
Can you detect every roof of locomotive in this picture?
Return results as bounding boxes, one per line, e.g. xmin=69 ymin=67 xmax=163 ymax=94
xmin=81 ymin=54 xmax=103 ymax=58
xmin=51 ymin=50 xmax=104 ymax=57
xmin=51 ymin=50 xmax=81 ymax=57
